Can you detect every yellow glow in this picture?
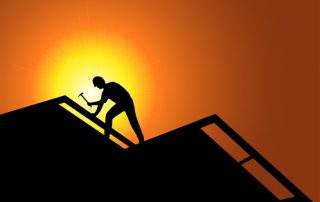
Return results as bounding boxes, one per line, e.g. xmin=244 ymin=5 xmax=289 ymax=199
xmin=39 ymin=33 xmax=152 ymax=142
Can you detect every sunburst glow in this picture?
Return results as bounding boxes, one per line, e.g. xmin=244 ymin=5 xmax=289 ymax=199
xmin=38 ymin=33 xmax=152 ymax=142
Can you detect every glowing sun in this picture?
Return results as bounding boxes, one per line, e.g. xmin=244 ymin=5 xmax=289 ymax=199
xmin=38 ymin=33 xmax=152 ymax=142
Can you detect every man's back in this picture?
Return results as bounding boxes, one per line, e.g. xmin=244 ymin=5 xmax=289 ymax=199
xmin=102 ymin=82 xmax=132 ymax=105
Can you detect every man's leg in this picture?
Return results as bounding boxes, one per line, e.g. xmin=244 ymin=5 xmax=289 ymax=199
xmin=125 ymin=103 xmax=144 ymax=144
xmin=105 ymin=105 xmax=124 ymax=138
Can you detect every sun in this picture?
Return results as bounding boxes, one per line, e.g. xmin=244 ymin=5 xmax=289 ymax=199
xmin=37 ymin=33 xmax=152 ymax=142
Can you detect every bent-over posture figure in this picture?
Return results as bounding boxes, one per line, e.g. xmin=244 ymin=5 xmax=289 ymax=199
xmin=88 ymin=76 xmax=144 ymax=144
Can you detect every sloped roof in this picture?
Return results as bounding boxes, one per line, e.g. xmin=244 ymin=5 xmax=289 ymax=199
xmin=0 ymin=96 xmax=311 ymax=201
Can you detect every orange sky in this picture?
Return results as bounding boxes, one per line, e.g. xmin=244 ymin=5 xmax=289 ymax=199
xmin=0 ymin=0 xmax=318 ymax=200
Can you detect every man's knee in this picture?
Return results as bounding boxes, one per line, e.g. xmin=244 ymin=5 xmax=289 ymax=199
xmin=105 ymin=112 xmax=115 ymax=122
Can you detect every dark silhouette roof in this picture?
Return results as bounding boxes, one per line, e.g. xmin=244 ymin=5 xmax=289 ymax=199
xmin=0 ymin=96 xmax=311 ymax=201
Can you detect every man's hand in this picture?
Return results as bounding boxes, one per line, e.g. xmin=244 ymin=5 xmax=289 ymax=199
xmin=87 ymin=102 xmax=92 ymax=107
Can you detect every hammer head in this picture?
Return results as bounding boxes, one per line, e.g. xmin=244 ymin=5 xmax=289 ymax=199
xmin=78 ymin=92 xmax=84 ymax=97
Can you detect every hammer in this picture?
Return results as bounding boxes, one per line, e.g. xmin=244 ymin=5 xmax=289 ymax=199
xmin=78 ymin=92 xmax=90 ymax=106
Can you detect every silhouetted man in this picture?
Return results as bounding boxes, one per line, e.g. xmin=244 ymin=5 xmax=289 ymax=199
xmin=88 ymin=76 xmax=145 ymax=144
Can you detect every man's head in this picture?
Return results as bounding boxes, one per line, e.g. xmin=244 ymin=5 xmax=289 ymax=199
xmin=93 ymin=76 xmax=105 ymax=89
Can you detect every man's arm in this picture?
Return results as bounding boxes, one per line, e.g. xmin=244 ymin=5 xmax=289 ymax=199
xmin=88 ymin=101 xmax=101 ymax=106
xmin=88 ymin=100 xmax=107 ymax=116
xmin=92 ymin=101 xmax=104 ymax=116
xmin=88 ymin=91 xmax=108 ymax=116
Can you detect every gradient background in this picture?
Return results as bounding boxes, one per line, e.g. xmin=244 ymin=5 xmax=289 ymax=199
xmin=0 ymin=0 xmax=318 ymax=200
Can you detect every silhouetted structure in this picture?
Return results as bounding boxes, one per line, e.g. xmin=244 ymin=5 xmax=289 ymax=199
xmin=0 ymin=96 xmax=312 ymax=201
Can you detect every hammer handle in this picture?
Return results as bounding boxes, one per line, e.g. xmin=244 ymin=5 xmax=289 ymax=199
xmin=80 ymin=95 xmax=89 ymax=104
